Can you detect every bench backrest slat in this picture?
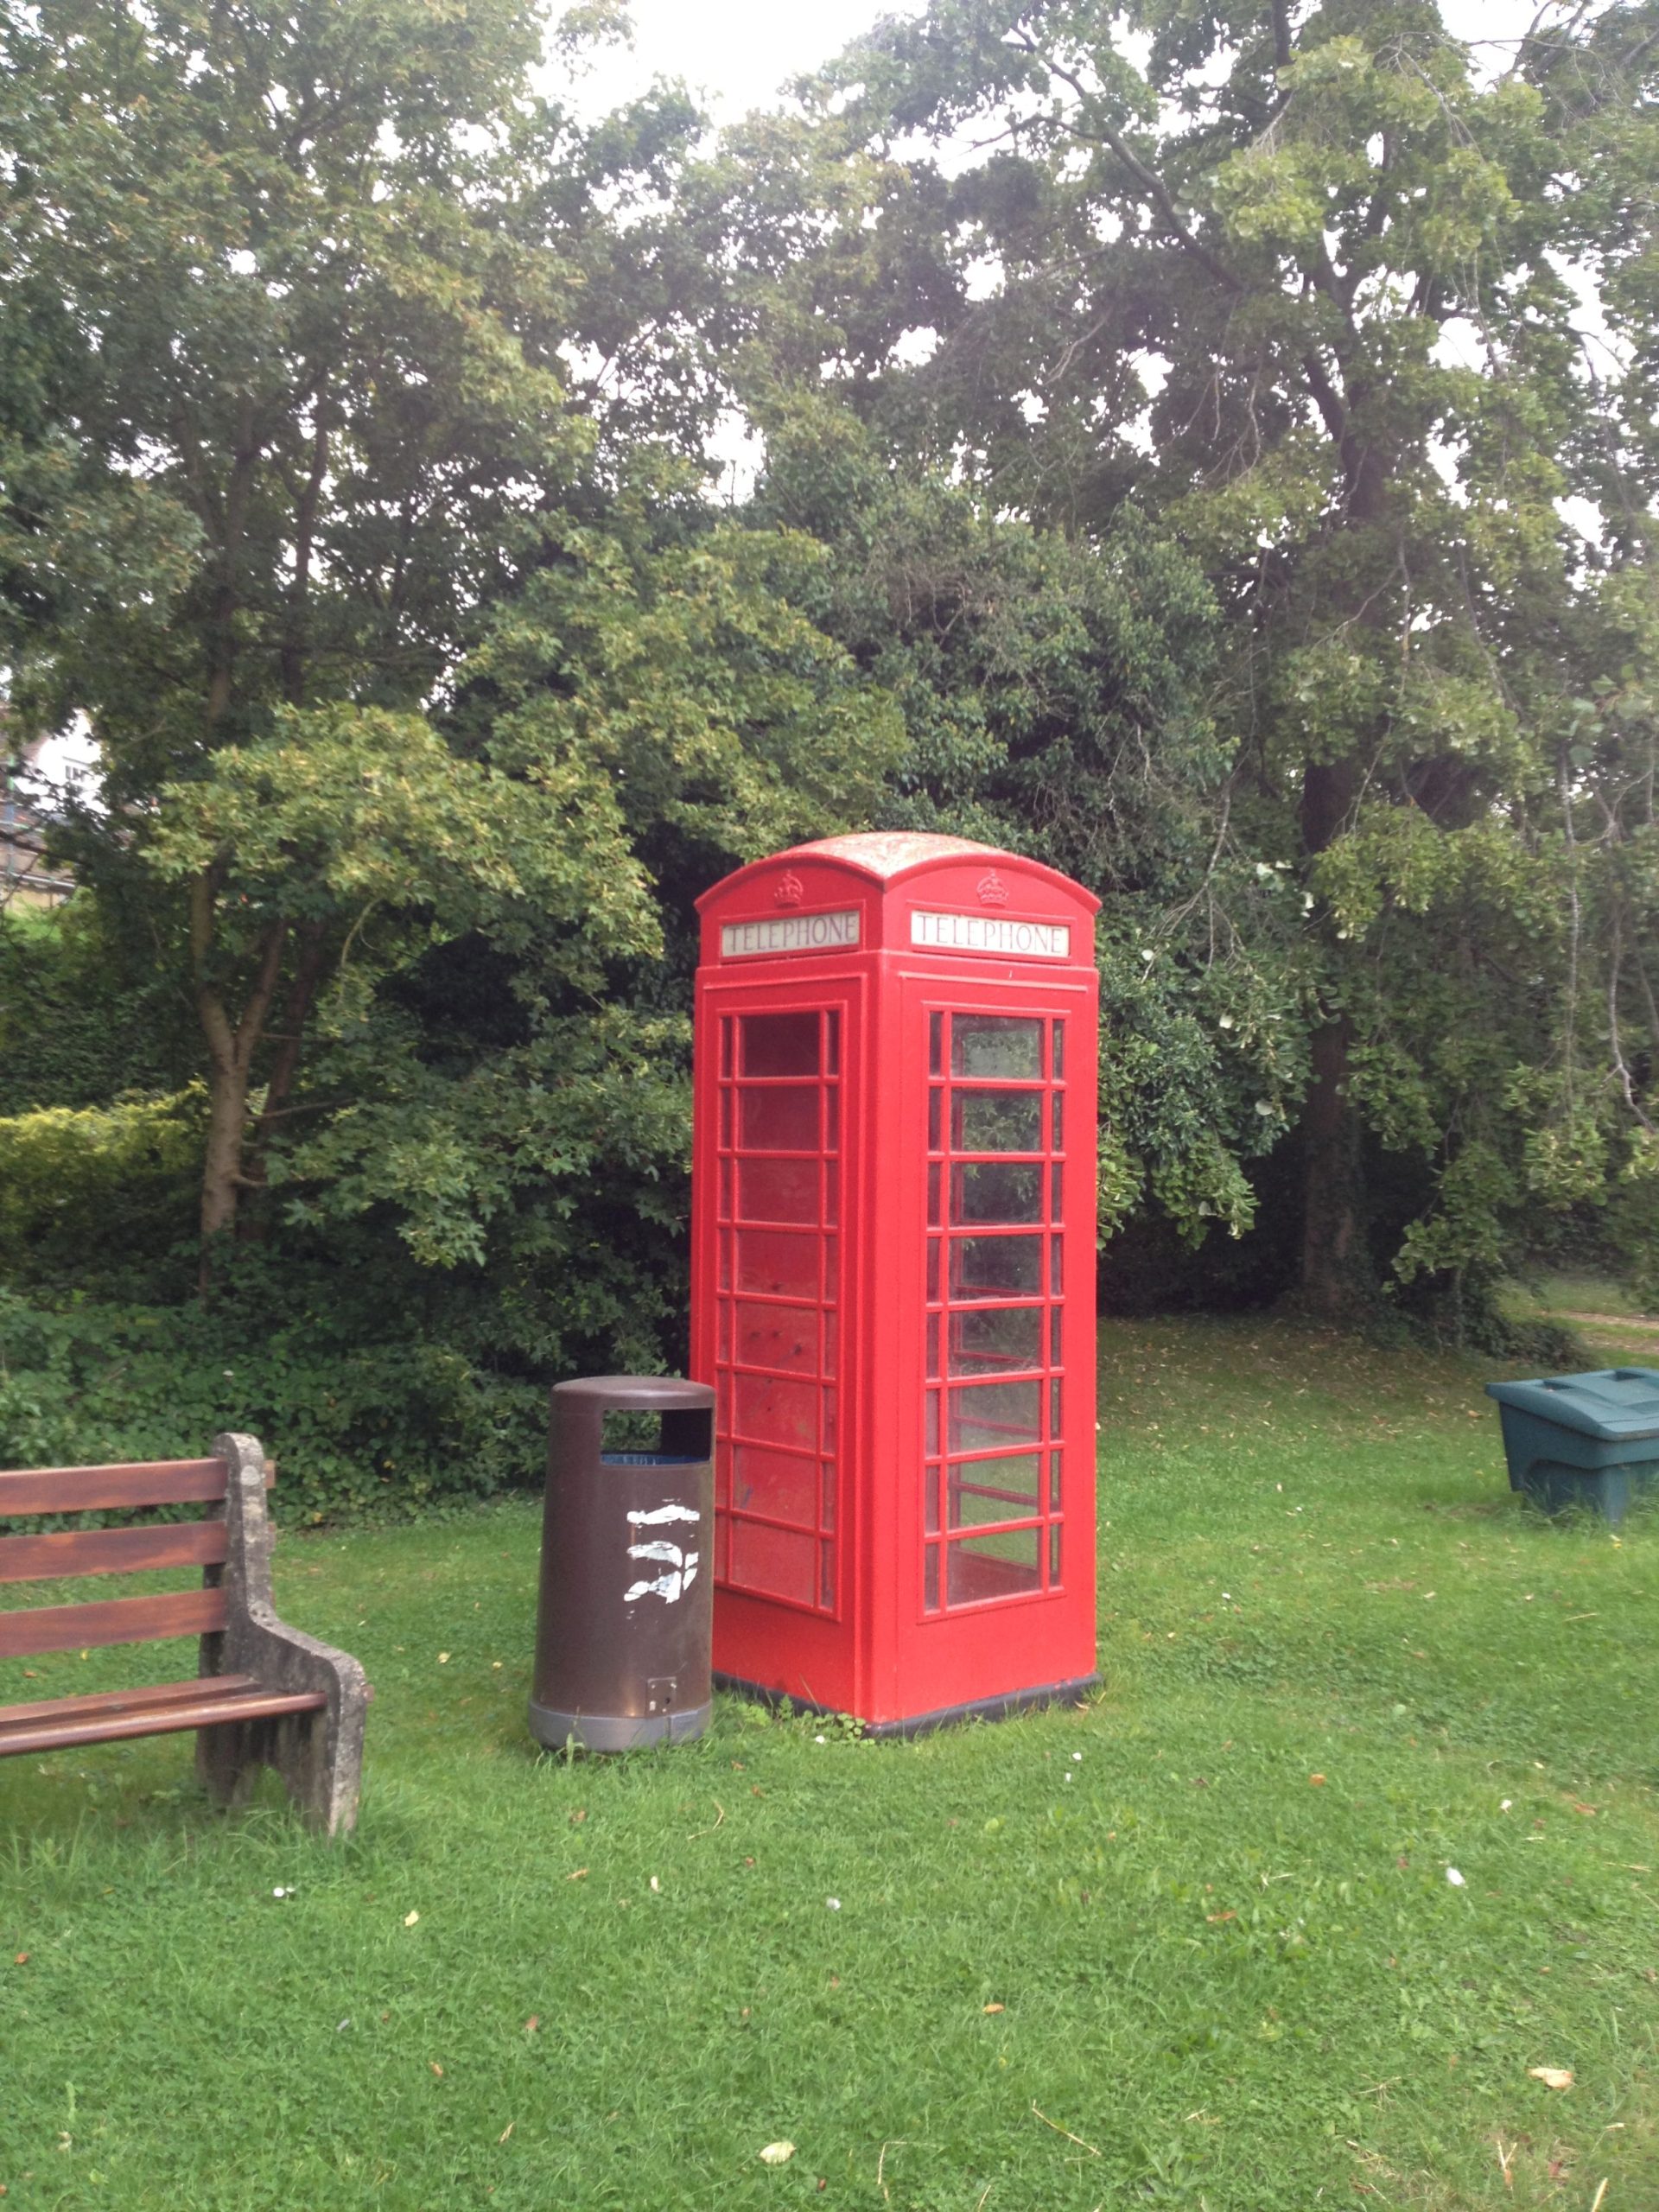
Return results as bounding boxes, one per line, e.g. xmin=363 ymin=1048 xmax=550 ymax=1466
xmin=0 ymin=1459 xmax=231 ymax=1516
xmin=0 ymin=1586 xmax=229 ymax=1661
xmin=0 ymin=1522 xmax=230 ymax=1586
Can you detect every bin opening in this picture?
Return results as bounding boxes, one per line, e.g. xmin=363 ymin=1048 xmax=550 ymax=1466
xmin=601 ymin=1407 xmax=713 ymax=1465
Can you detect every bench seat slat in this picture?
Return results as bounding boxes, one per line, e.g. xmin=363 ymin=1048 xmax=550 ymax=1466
xmin=0 ymin=1586 xmax=228 ymax=1660
xmin=0 ymin=1522 xmax=230 ymax=1585
xmin=0 ymin=1682 xmax=327 ymax=1758
xmin=0 ymin=1673 xmax=262 ymax=1728
xmin=0 ymin=1459 xmax=230 ymax=1516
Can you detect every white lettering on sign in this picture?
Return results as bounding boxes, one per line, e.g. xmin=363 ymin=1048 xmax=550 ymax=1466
xmin=721 ymin=908 xmax=861 ymax=959
xmin=910 ymin=910 xmax=1071 ymax=960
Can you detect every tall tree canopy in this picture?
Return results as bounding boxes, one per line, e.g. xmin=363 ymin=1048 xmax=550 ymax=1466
xmin=0 ymin=0 xmax=894 ymax=1282
xmin=715 ymin=0 xmax=1659 ymax=1320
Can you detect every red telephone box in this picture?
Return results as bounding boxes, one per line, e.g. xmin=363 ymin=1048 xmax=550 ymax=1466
xmin=691 ymin=833 xmax=1100 ymax=1732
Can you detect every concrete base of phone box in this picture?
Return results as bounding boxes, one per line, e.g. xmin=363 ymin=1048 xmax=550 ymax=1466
xmin=714 ymin=1671 xmax=1102 ymax=1739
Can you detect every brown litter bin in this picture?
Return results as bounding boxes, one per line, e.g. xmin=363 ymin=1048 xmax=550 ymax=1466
xmin=528 ymin=1376 xmax=715 ymax=1752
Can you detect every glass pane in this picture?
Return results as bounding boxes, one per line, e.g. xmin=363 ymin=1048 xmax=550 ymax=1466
xmin=719 ymin=1089 xmax=732 ymax=1147
xmin=825 ymin=1090 xmax=840 ymax=1149
xmin=929 ymin=1012 xmax=942 ymax=1075
xmin=947 ymin=1452 xmax=1040 ymax=1527
xmin=1049 ymin=1376 xmax=1062 ymax=1435
xmin=949 ymin=1378 xmax=1040 ymax=1452
xmin=1048 ymin=1523 xmax=1062 ymax=1584
xmin=738 ymin=1156 xmax=819 ymax=1224
xmin=1052 ymin=1090 xmax=1064 ymax=1151
xmin=952 ymin=1090 xmax=1042 ymax=1154
xmin=717 ymin=1300 xmax=731 ymax=1361
xmin=949 ymin=1306 xmax=1042 ymax=1376
xmin=824 ymin=1012 xmax=840 ymax=1076
xmin=1050 ymin=1234 xmax=1064 ymax=1294
xmin=823 ymin=1306 xmax=837 ymax=1379
xmin=821 ymin=1463 xmax=836 ymax=1531
xmin=928 ymin=1088 xmax=941 ymax=1152
xmin=951 ymin=1016 xmax=1042 ymax=1079
xmin=719 ymin=1155 xmax=733 ymax=1220
xmin=717 ymin=1228 xmax=731 ymax=1292
xmin=928 ymin=1162 xmax=941 ymax=1226
xmin=720 ymin=1019 xmax=733 ymax=1077
xmin=1052 ymin=1023 xmax=1065 ymax=1079
xmin=741 ymin=1012 xmax=821 ymax=1077
xmin=924 ymin=1546 xmax=940 ymax=1611
xmin=926 ymin=1313 xmax=940 ymax=1378
xmin=824 ymin=1160 xmax=839 ymax=1224
xmin=947 ymin=1527 xmax=1040 ymax=1604
xmin=950 ymin=1234 xmax=1041 ymax=1300
xmin=1049 ymin=1450 xmax=1063 ymax=1509
xmin=924 ymin=1462 xmax=939 ymax=1534
xmin=731 ymin=1441 xmax=817 ymax=1527
xmin=735 ymin=1229 xmax=817 ymax=1299
xmin=926 ymin=1238 xmax=940 ymax=1302
xmin=952 ymin=1161 xmax=1043 ymax=1224
xmin=729 ymin=1519 xmax=817 ymax=1605
xmin=925 ymin=1390 xmax=939 ymax=1454
xmin=1049 ymin=1306 xmax=1063 ymax=1365
xmin=823 ymin=1234 xmax=838 ymax=1298
xmin=820 ymin=1541 xmax=836 ymax=1610
xmin=823 ymin=1387 xmax=837 ymax=1448
xmin=734 ymin=1301 xmax=817 ymax=1372
xmin=739 ymin=1086 xmax=819 ymax=1151
xmin=732 ymin=1372 xmax=819 ymax=1451
xmin=1051 ymin=1163 xmax=1064 ymax=1221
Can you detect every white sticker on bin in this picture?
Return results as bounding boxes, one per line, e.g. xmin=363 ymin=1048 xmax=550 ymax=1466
xmin=623 ymin=1504 xmax=701 ymax=1605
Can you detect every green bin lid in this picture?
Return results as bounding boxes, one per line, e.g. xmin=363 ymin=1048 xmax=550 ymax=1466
xmin=1485 ymin=1367 xmax=1659 ymax=1442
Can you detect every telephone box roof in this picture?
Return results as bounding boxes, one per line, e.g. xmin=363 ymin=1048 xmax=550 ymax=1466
xmin=697 ymin=830 xmax=1100 ymax=911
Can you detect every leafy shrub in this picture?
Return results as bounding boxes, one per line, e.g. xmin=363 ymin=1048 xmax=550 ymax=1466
xmin=0 ymin=1285 xmax=545 ymax=1523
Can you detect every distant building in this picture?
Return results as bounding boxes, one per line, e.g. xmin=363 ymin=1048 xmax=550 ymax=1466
xmin=2 ymin=731 xmax=75 ymax=908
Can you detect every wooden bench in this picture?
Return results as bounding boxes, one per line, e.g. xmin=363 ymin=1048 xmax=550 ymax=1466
xmin=0 ymin=1430 xmax=369 ymax=1836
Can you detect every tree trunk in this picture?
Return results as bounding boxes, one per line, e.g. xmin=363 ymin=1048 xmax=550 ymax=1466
xmin=1294 ymin=754 xmax=1377 ymax=1324
xmin=200 ymin=1052 xmax=251 ymax=1268
xmin=192 ymin=877 xmax=288 ymax=1292
xmin=1297 ymin=1008 xmax=1374 ymax=1324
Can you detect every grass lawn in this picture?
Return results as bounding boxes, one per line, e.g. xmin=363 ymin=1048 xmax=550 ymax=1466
xmin=3 ymin=1318 xmax=1657 ymax=2211
xmin=1497 ymin=1273 xmax=1659 ymax=1366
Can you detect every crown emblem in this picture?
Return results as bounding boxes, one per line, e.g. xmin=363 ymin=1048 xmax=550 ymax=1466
xmin=977 ymin=869 xmax=1010 ymax=906
xmin=773 ymin=869 xmax=805 ymax=907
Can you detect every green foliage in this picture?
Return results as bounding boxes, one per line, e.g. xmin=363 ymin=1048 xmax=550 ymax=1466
xmin=0 ymin=1090 xmax=202 ymax=1290
xmin=749 ymin=0 xmax=1659 ymax=1316
xmin=0 ymin=1279 xmax=542 ymax=1522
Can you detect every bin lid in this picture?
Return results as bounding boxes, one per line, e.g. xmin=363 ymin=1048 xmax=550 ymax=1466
xmin=552 ymin=1375 xmax=716 ymax=1409
xmin=1485 ymin=1367 xmax=1659 ymax=1441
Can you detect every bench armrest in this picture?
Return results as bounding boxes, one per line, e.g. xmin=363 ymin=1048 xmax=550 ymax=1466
xmin=202 ymin=1432 xmax=371 ymax=1835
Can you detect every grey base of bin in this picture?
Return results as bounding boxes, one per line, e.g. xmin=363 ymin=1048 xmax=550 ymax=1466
xmin=715 ymin=1670 xmax=1101 ymax=1739
xmin=527 ymin=1697 xmax=711 ymax=1753
xmin=1511 ymin=1458 xmax=1656 ymax=1524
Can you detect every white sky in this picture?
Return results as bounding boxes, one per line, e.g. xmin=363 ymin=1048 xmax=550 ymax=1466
xmin=564 ymin=0 xmax=1562 ymax=123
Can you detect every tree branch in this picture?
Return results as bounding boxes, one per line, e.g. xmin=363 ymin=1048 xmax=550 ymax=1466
xmin=1009 ymin=31 xmax=1244 ymax=296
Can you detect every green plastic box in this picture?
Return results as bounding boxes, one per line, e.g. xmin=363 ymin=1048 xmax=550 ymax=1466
xmin=1485 ymin=1366 xmax=1659 ymax=1523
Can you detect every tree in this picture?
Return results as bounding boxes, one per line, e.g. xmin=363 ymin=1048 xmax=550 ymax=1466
xmin=0 ymin=0 xmax=585 ymax=1262
xmin=0 ymin=0 xmax=893 ymax=1293
xmin=727 ymin=0 xmax=1659 ymax=1319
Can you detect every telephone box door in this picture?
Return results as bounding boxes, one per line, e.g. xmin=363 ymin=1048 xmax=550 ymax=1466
xmin=889 ymin=973 xmax=1097 ymax=1716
